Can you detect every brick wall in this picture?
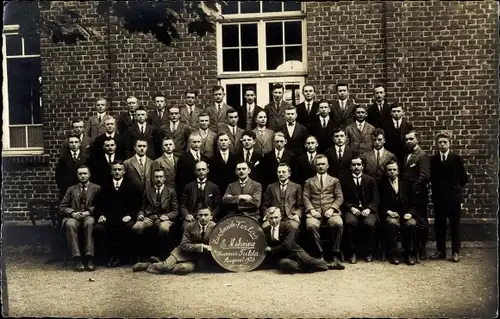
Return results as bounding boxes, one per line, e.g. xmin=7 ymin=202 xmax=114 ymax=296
xmin=2 ymin=1 xmax=498 ymax=222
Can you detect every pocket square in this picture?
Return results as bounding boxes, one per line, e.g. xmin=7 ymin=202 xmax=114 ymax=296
xmin=255 ymin=161 xmax=260 ymax=166
xmin=410 ymin=163 xmax=416 ymax=167
xmin=208 ymin=194 xmax=213 ymax=197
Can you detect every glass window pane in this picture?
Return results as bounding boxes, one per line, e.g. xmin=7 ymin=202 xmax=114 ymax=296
xmin=222 ymin=25 xmax=239 ymax=47
xmin=241 ymin=48 xmax=258 ymax=71
xmin=241 ymin=24 xmax=257 ymax=47
xmin=223 ymin=49 xmax=240 ymax=71
xmin=6 ymin=34 xmax=22 ymax=56
xmin=24 ymin=33 xmax=41 ymax=55
xmin=285 ymin=21 xmax=302 ymax=45
xmin=285 ymin=46 xmax=302 ymax=62
xmin=240 ymin=1 xmax=259 ymax=13
xmin=262 ymin=1 xmax=282 ymax=12
xmin=7 ymin=58 xmax=42 ymax=125
xmin=284 ymin=1 xmax=301 ymax=11
xmin=266 ymin=22 xmax=283 ymax=46
xmin=27 ymin=126 xmax=43 ymax=147
xmin=266 ymin=47 xmax=283 ymax=70
xmin=221 ymin=1 xmax=238 ymax=14
xmin=284 ymin=83 xmax=301 ymax=106
xmin=10 ymin=126 xmax=27 ymax=148
xmin=226 ymin=84 xmax=242 ymax=108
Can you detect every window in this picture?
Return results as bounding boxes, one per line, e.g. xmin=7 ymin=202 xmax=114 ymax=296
xmin=217 ymin=1 xmax=306 ymax=106
xmin=2 ymin=1 xmax=43 ymax=155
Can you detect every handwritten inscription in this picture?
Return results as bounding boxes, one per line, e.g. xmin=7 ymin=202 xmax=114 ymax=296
xmin=211 ymin=220 xmax=258 ymax=245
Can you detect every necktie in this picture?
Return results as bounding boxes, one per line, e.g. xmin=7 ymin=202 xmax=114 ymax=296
xmin=322 ymin=118 xmax=326 ymax=128
xmin=356 ymin=177 xmax=361 ymax=186
xmin=395 ymin=121 xmax=400 ymax=129
xmin=198 ymin=181 xmax=205 ymax=191
xmin=341 ymin=101 xmax=345 ymax=111
xmin=195 ymin=152 xmax=200 ymax=161
xmin=376 ymin=150 xmax=380 ymax=165
xmin=442 ymin=154 xmax=446 ymax=162
xmin=156 ymin=188 xmax=161 ymax=204
xmin=222 ymin=152 xmax=227 ymax=163
xmin=307 ymin=103 xmax=311 ymax=114
xmin=171 ymin=123 xmax=175 ymax=132
xmin=231 ymin=126 xmax=235 ymax=136
xmin=392 ymin=180 xmax=398 ymax=193
xmin=309 ymin=154 xmax=313 ymax=164
xmin=378 ymin=103 xmax=383 ymax=113
xmin=338 ymin=148 xmax=342 ymax=159
xmin=358 ymin=123 xmax=362 ymax=131
xmin=320 ymin=175 xmax=324 ymax=188
xmin=73 ymin=152 xmax=78 ymax=161
xmin=245 ymin=151 xmax=250 ymax=163
xmin=259 ymin=129 xmax=264 ymax=136
xmin=159 ymin=110 xmax=163 ymax=119
xmin=248 ymin=105 xmax=252 ymax=117
xmin=217 ymin=104 xmax=221 ymax=113
xmin=276 ymin=152 xmax=281 ymax=162
xmin=201 ymin=226 xmax=206 ymax=238
xmin=280 ymin=184 xmax=287 ymax=192
xmin=79 ymin=186 xmax=87 ymax=209
xmin=139 ymin=158 xmax=144 ymax=175
xmin=140 ymin=125 xmax=144 ymax=134
xmin=240 ymin=181 xmax=246 ymax=189
xmin=168 ymin=155 xmax=174 ymax=166
xmin=115 ymin=181 xmax=120 ymax=190
xmin=98 ymin=114 xmax=102 ymax=123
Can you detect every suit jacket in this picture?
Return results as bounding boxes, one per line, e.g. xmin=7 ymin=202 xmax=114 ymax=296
xmin=430 ymin=152 xmax=468 ymax=206
xmin=124 ymin=122 xmax=159 ymax=159
xmin=60 ymin=134 xmax=92 ymax=155
xmin=264 ymin=100 xmax=290 ymax=131
xmin=253 ymin=128 xmax=274 ymax=156
xmin=324 ymin=145 xmax=358 ymax=178
xmin=329 ymin=98 xmax=357 ymax=129
xmin=175 ymin=151 xmax=209 ymax=195
xmin=303 ymin=174 xmax=344 ymax=214
xmin=179 ymin=180 xmax=221 ymax=220
xmin=123 ymin=155 xmax=154 ymax=194
xmin=159 ymin=122 xmax=191 ymax=158
xmin=60 ymin=182 xmax=101 ymax=222
xmin=362 ymin=148 xmax=397 ymax=183
xmin=345 ymin=121 xmax=376 ymax=155
xmin=196 ymin=129 xmax=218 ymax=159
xmin=261 ymin=149 xmax=298 ymax=187
xmin=222 ymin=178 xmax=262 ymax=221
xmin=55 ymin=148 xmax=90 ymax=196
xmin=179 ymin=105 xmax=202 ymax=130
xmin=382 ymin=118 xmax=414 ymax=165
xmin=297 ymin=153 xmax=317 ymax=185
xmin=366 ymin=101 xmax=392 ymax=129
xmin=140 ymin=186 xmax=179 ymax=221
xmin=263 ymin=221 xmax=303 ymax=260
xmin=261 ymin=181 xmax=303 ymax=220
xmin=148 ymin=109 xmax=169 ymax=128
xmin=152 ymin=154 xmax=178 ymax=190
xmin=237 ymin=104 xmax=264 ymax=130
xmin=309 ymin=116 xmax=336 ymax=153
xmin=206 ymin=103 xmax=234 ymax=132
xmin=97 ymin=177 xmax=141 ymax=221
xmin=279 ymin=122 xmax=308 ymax=156
xmin=207 ymin=150 xmax=238 ymax=194
xmin=86 ymin=114 xmax=108 ymax=141
xmin=296 ymin=100 xmax=320 ymax=130
xmin=217 ymin=123 xmax=244 ymax=154
xmin=171 ymin=221 xmax=216 ymax=262
xmin=379 ymin=176 xmax=415 ymax=218
xmin=117 ymin=111 xmax=135 ymax=137
xmin=339 ymin=173 xmax=379 ymax=214
xmin=235 ymin=148 xmax=263 ymax=183
xmin=88 ymin=153 xmax=124 ymax=187
xmin=91 ymin=132 xmax=126 ymax=159
xmin=401 ymin=146 xmax=430 ymax=196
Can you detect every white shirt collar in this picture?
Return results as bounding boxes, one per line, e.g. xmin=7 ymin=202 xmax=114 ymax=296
xmin=135 ymin=154 xmax=146 ymax=162
xmin=220 ymin=149 xmax=229 ymax=155
xmin=190 ymin=149 xmax=200 ymax=158
xmin=197 ymin=178 xmax=207 ymax=184
xmin=375 ymin=147 xmax=385 ymax=154
xmin=352 ymin=173 xmax=362 ymax=179
xmin=320 ymin=115 xmax=330 ymax=121
xmin=155 ymin=184 xmax=164 ymax=193
xmin=72 ymin=149 xmax=80 ymax=156
xmin=163 ymin=153 xmax=174 ymax=159
xmin=245 ymin=148 xmax=253 ymax=156
xmin=106 ymin=132 xmax=115 ymax=138
xmin=308 ymin=151 xmax=317 ymax=159
xmin=316 ymin=173 xmax=326 ymax=179
xmin=114 ymin=178 xmax=123 ymax=186
xmin=275 ymin=148 xmax=283 ymax=157
xmin=393 ymin=119 xmax=402 ymax=125
xmin=356 ymin=120 xmax=365 ymax=128
xmin=336 ymin=145 xmax=345 ymax=152
xmin=239 ymin=178 xmax=249 ymax=184
xmin=440 ymin=150 xmax=450 ymax=158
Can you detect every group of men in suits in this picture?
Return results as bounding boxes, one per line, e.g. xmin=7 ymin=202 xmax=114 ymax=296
xmin=56 ymin=83 xmax=468 ymax=273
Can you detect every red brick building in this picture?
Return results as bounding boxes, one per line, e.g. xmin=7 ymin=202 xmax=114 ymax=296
xmin=2 ymin=1 xmax=498 ymax=228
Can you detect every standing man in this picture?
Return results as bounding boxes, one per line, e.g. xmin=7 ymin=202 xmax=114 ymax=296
xmin=264 ymin=83 xmax=290 ymax=131
xmin=60 ymin=119 xmax=92 ymax=153
xmin=279 ymin=106 xmax=308 ymax=157
xmin=207 ymin=85 xmax=234 ymax=132
xmin=123 ymin=139 xmax=154 ymax=195
xmin=175 ymin=133 xmax=208 ymax=195
xmin=159 ymin=106 xmax=191 ymax=158
xmin=92 ymin=115 xmax=126 ymax=159
xmin=261 ymin=132 xmax=298 ymax=189
xmin=362 ymin=128 xmax=397 ymax=183
xmin=89 ymin=137 xmax=124 ymax=187
xmin=401 ymin=130 xmax=430 ymax=261
xmin=217 ymin=109 xmax=244 ymax=154
xmin=366 ymin=85 xmax=392 ymax=129
xmin=296 ymin=84 xmax=319 ymax=130
xmin=345 ymin=105 xmax=376 ymax=156
xmin=382 ymin=103 xmax=414 ymax=168
xmin=195 ymin=112 xmax=217 ymax=159
xmin=297 ymin=136 xmax=319 ymax=185
xmin=152 ymin=137 xmax=178 ymax=190
xmin=208 ymin=132 xmax=238 ymax=195
xmin=329 ymin=82 xmax=357 ymax=129
xmin=56 ymin=134 xmax=90 ymax=199
xmin=253 ymin=110 xmax=275 ymax=156
xmin=237 ymin=87 xmax=263 ymax=130
xmin=236 ymin=130 xmax=262 ymax=183
xmin=180 ymin=90 xmax=202 ymax=130
xmin=325 ymin=128 xmax=358 ymax=179
xmin=86 ymin=98 xmax=108 ymax=141
xmin=309 ymin=99 xmax=335 ymax=153
xmin=430 ymin=132 xmax=468 ymax=262
xmin=117 ymin=96 xmax=139 ymax=135
xmin=124 ymin=107 xmax=159 ymax=159
xmin=148 ymin=93 xmax=169 ymax=128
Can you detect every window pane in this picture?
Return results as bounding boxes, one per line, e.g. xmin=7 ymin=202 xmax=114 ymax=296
xmin=24 ymin=33 xmax=41 ymax=55
xmin=7 ymin=58 xmax=42 ymax=125
xmin=241 ymin=48 xmax=258 ymax=71
xmin=266 ymin=47 xmax=283 ymax=70
xmin=285 ymin=46 xmax=302 ymax=62
xmin=240 ymin=1 xmax=259 ymax=13
xmin=241 ymin=24 xmax=257 ymax=47
xmin=226 ymin=84 xmax=242 ymax=108
xmin=285 ymin=21 xmax=302 ymax=45
xmin=221 ymin=1 xmax=238 ymax=14
xmin=262 ymin=1 xmax=282 ymax=12
xmin=10 ymin=127 xmax=27 ymax=148
xmin=223 ymin=49 xmax=240 ymax=71
xmin=284 ymin=83 xmax=301 ymax=106
xmin=284 ymin=1 xmax=301 ymax=11
xmin=222 ymin=25 xmax=239 ymax=47
xmin=266 ymin=22 xmax=283 ymax=46
xmin=27 ymin=126 xmax=43 ymax=147
xmin=6 ymin=34 xmax=22 ymax=56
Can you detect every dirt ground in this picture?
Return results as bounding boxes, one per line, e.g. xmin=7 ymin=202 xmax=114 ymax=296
xmin=3 ymin=247 xmax=498 ymax=318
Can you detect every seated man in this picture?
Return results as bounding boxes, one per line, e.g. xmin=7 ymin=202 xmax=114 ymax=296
xmin=261 ymin=163 xmax=302 ymax=229
xmin=263 ymin=207 xmax=328 ymax=274
xmin=143 ymin=204 xmax=217 ymax=275
xmin=380 ymin=160 xmax=419 ymax=265
xmin=59 ymin=165 xmax=101 ymax=272
xmin=303 ymin=155 xmax=345 ymax=270
xmin=222 ymin=161 xmax=262 ymax=222
xmin=132 ymin=168 xmax=178 ymax=267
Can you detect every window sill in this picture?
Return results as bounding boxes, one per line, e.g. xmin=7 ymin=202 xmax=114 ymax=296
xmin=1 ymin=150 xmax=51 ymax=167
xmin=2 ymin=148 xmax=44 ymax=157
xmin=218 ymin=70 xmax=308 ymax=79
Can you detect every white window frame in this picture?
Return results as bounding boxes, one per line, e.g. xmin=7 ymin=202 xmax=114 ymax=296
xmin=2 ymin=24 xmax=43 ymax=156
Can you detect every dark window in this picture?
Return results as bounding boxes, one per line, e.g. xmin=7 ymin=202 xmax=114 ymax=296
xmin=266 ymin=22 xmax=283 ymax=45
xmin=5 ymin=34 xmax=22 ymax=56
xmin=285 ymin=46 xmax=302 ymax=62
xmin=222 ymin=24 xmax=239 ymax=47
xmin=266 ymin=47 xmax=283 ymax=70
xmin=241 ymin=24 xmax=257 ymax=46
xmin=226 ymin=84 xmax=242 ymax=108
xmin=240 ymin=1 xmax=260 ymax=14
xmin=221 ymin=1 xmax=238 ymax=14
xmin=241 ymin=48 xmax=258 ymax=71
xmin=284 ymin=2 xmax=301 ymax=11
xmin=285 ymin=21 xmax=302 ymax=45
xmin=262 ymin=1 xmax=282 ymax=13
xmin=222 ymin=49 xmax=240 ymax=71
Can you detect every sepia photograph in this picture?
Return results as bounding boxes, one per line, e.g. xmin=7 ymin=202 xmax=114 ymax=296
xmin=1 ymin=0 xmax=498 ymax=317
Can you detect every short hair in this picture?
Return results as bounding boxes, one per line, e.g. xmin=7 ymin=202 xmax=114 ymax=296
xmin=195 ymin=202 xmax=211 ymax=214
xmin=272 ymin=83 xmax=284 ymax=91
xmin=374 ymin=84 xmax=385 ymax=91
xmin=405 ymin=130 xmax=419 ymax=139
xmin=390 ymin=103 xmax=402 ymax=110
xmin=302 ymin=84 xmax=315 ymax=92
xmin=372 ymin=128 xmax=385 ymax=138
xmin=285 ymin=105 xmax=297 ymax=112
xmin=336 ymin=82 xmax=349 ymax=90
xmin=162 ymin=136 xmax=174 ymax=143
xmin=305 ymin=135 xmax=318 ymax=144
xmin=255 ymin=110 xmax=267 ymax=117
xmin=351 ymin=155 xmax=365 ymax=166
xmin=153 ymin=168 xmax=165 ymax=175
xmin=354 ymin=104 xmax=367 ymax=112
xmin=236 ymin=161 xmax=250 ymax=169
xmin=436 ymin=131 xmax=452 ymax=141
xmin=242 ymin=130 xmax=256 ymax=139
xmin=216 ymin=131 xmax=229 ymax=140
xmin=185 ymin=89 xmax=198 ymax=96
xmin=333 ymin=127 xmax=346 ymax=135
xmin=102 ymin=115 xmax=115 ymax=123
xmin=317 ymin=99 xmax=330 ymax=106
xmin=274 ymin=132 xmax=287 ymax=141
xmin=243 ymin=87 xmax=256 ymax=94
xmin=110 ymin=160 xmax=124 ymax=167
xmin=266 ymin=206 xmax=281 ymax=216
xmin=103 ymin=136 xmax=116 ymax=144
xmin=68 ymin=133 xmax=81 ymax=141
xmin=277 ymin=162 xmax=291 ymax=173
xmin=169 ymin=106 xmax=180 ymax=112
xmin=226 ymin=108 xmax=238 ymax=117
xmin=198 ymin=111 xmax=210 ymax=118
xmin=77 ymin=165 xmax=90 ymax=172
xmin=385 ymin=159 xmax=398 ymax=170
xmin=135 ymin=107 xmax=147 ymax=113
xmin=72 ymin=118 xmax=84 ymax=125
xmin=96 ymin=98 xmax=107 ymax=104
xmin=313 ymin=154 xmax=328 ymax=165
xmin=154 ymin=92 xmax=165 ymax=98
xmin=135 ymin=138 xmax=148 ymax=146
xmin=127 ymin=96 xmax=138 ymax=101
xmin=212 ymin=85 xmax=224 ymax=93
xmin=189 ymin=132 xmax=202 ymax=141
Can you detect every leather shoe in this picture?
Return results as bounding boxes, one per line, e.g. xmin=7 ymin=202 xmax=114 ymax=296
xmin=132 ymin=262 xmax=151 ymax=272
xmin=146 ymin=263 xmax=165 ymax=274
xmin=149 ymin=256 xmax=161 ymax=263
xmin=328 ymin=257 xmax=345 ymax=270
xmin=365 ymin=254 xmax=373 ymax=262
xmin=349 ymin=254 xmax=357 ymax=264
xmin=451 ymin=252 xmax=460 ymax=262
xmin=85 ymin=259 xmax=96 ymax=271
xmin=74 ymin=260 xmax=85 ymax=272
xmin=419 ymin=248 xmax=428 ymax=260
xmin=405 ymin=256 xmax=415 ymax=266
xmin=389 ymin=256 xmax=400 ymax=265
xmin=430 ymin=251 xmax=446 ymax=260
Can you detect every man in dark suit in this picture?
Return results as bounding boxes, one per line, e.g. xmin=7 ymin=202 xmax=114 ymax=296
xmin=117 ymin=96 xmax=138 ymax=135
xmin=158 ymin=106 xmax=191 ymax=158
xmin=148 ymin=93 xmax=169 ymax=128
xmin=123 ymin=139 xmax=154 ymax=195
xmin=362 ymin=128 xmax=398 ymax=183
xmin=208 ymin=132 xmax=238 ymax=195
xmin=56 ymin=134 xmax=90 ymax=199
xmin=222 ymin=161 xmax=262 ymax=222
xmin=263 ymin=207 xmax=328 ymax=273
xmin=366 ymin=85 xmax=392 ymax=129
xmin=264 ymin=83 xmax=290 ymax=131
xmin=179 ymin=161 xmax=221 ymax=227
xmin=180 ymin=90 xmax=202 ymax=130
xmin=152 ymin=137 xmax=178 ymax=190
xmin=175 ymin=133 xmax=208 ymax=195
xmin=89 ymin=137 xmax=124 ymax=187
xmin=86 ymin=98 xmax=108 ymax=141
xmin=261 ymin=163 xmax=302 ymax=229
xmin=303 ymin=155 xmax=345 ymax=270
xmin=296 ymin=84 xmax=320 ymax=130
xmin=59 ymin=165 xmax=101 ymax=272
xmin=236 ymin=130 xmax=263 ymax=184
xmin=382 ymin=104 xmax=414 ymax=168
xmin=345 ymin=105 xmax=376 ymax=156
xmin=237 ymin=87 xmax=263 ymax=130
xmin=260 ymin=132 xmax=298 ymax=189
xmin=206 ymin=85 xmax=235 ymax=132
xmin=430 ymin=132 xmax=469 ymax=262
xmin=91 ymin=115 xmax=126 ymax=159
xmin=217 ymin=109 xmax=244 ymax=154
xmin=297 ymin=136 xmax=319 ymax=185
xmin=401 ymin=130 xmax=431 ymax=261
xmin=279 ymin=106 xmax=308 ymax=156
xmin=94 ymin=161 xmax=140 ymax=267
xmin=340 ymin=156 xmax=380 ymax=264
xmin=325 ymin=127 xmax=358 ymax=179
xmin=309 ymin=99 xmax=335 ymax=153
xmin=329 ymin=82 xmax=357 ymax=129
xmin=124 ymin=107 xmax=159 ymax=159
xmin=380 ymin=160 xmax=420 ymax=265
xmin=60 ymin=119 xmax=92 ymax=154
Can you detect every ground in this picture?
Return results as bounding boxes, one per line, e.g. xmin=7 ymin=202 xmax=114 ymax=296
xmin=3 ymin=247 xmax=498 ymax=318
